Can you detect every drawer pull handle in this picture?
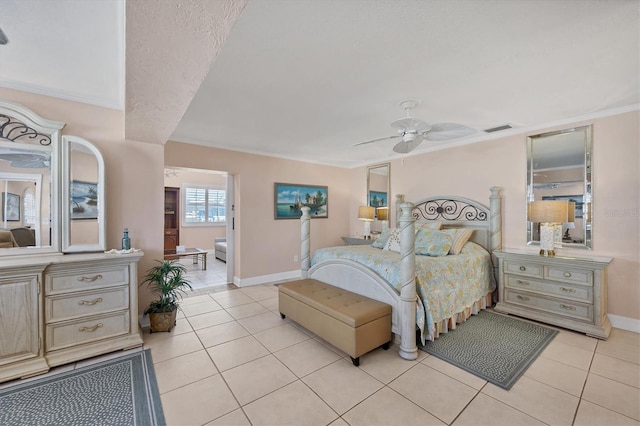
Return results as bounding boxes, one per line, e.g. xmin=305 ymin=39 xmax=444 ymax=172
xmin=516 ymin=280 xmax=530 ymax=286
xmin=78 ymin=275 xmax=103 ymax=282
xmin=79 ymin=323 xmax=103 ymax=332
xmin=516 ymin=295 xmax=530 ymax=302
xmin=560 ymin=287 xmax=576 ymax=293
xmin=78 ymin=297 xmax=103 ymax=306
xmin=563 ymin=272 xmax=572 ymax=278
xmin=560 ymin=304 xmax=577 ymax=311
xmin=519 ymin=266 xmax=526 ymax=271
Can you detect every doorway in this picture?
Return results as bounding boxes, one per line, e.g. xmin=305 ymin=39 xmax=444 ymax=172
xmin=163 ymin=167 xmax=234 ymax=290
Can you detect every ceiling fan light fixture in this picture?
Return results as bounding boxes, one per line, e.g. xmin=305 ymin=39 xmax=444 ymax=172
xmin=0 ymin=27 xmax=8 ymax=45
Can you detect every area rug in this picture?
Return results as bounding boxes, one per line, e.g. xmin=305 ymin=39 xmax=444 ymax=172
xmin=0 ymin=349 xmax=165 ymax=426
xmin=419 ymin=310 xmax=558 ymax=390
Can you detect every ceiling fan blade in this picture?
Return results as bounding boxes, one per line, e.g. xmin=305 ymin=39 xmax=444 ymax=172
xmin=423 ymin=123 xmax=477 ymax=141
xmin=391 ymin=117 xmax=431 ymax=134
xmin=353 ymin=135 xmax=400 ymax=147
xmin=392 ymin=138 xmax=423 ymax=154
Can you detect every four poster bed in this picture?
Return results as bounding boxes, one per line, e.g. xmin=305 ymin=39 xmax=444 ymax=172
xmin=300 ymin=187 xmax=502 ymax=360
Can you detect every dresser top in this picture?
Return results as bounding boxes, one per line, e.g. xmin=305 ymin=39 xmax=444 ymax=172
xmin=494 ymin=248 xmax=612 ymax=265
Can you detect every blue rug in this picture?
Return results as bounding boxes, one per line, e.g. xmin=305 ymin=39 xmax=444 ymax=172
xmin=419 ymin=310 xmax=558 ymax=389
xmin=0 ymin=349 xmax=165 ymax=425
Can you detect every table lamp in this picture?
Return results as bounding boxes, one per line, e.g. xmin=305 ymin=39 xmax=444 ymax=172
xmin=358 ymin=206 xmax=375 ymax=239
xmin=376 ymin=207 xmax=389 ymax=232
xmin=529 ymin=200 xmax=569 ymax=256
xmin=562 ymin=201 xmax=576 ymax=241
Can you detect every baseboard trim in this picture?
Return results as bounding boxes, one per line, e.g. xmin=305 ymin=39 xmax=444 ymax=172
xmin=608 ymin=314 xmax=640 ymax=334
xmin=234 ymin=270 xmax=301 ymax=287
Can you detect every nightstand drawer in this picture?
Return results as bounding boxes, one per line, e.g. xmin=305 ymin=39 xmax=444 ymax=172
xmin=546 ymin=267 xmax=592 ymax=286
xmin=505 ymin=289 xmax=593 ymax=322
xmin=46 ymin=286 xmax=130 ymax=323
xmin=505 ymin=275 xmax=592 ymax=303
xmin=46 ymin=311 xmax=130 ymax=352
xmin=503 ymin=260 xmax=542 ymax=278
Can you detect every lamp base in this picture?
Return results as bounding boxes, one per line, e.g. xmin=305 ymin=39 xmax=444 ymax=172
xmin=539 ymin=248 xmax=555 ymax=257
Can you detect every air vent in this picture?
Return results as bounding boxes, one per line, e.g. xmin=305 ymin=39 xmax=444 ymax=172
xmin=484 ymin=124 xmax=513 ymax=133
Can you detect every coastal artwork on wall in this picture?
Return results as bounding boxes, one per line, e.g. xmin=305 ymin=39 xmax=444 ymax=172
xmin=274 ymin=183 xmax=328 ymax=219
xmin=2 ymin=192 xmax=20 ymax=221
xmin=369 ymin=190 xmax=387 ymax=208
xmin=71 ymin=180 xmax=99 ymax=220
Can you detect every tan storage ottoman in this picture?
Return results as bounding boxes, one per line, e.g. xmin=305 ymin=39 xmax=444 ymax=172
xmin=278 ymin=278 xmax=392 ymax=366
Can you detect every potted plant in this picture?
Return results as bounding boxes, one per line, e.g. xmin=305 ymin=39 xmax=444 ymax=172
xmin=141 ymin=259 xmax=193 ymax=333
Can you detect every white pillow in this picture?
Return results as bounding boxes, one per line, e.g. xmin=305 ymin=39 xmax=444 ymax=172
xmin=382 ymin=228 xmax=401 ymax=253
xmin=416 ymin=221 xmax=442 ymax=231
xmin=441 ymin=228 xmax=474 ymax=255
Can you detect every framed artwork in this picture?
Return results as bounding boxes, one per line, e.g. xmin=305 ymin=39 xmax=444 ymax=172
xmin=542 ymin=194 xmax=584 ymax=218
xmin=369 ymin=190 xmax=387 ymax=208
xmin=2 ymin=192 xmax=20 ymax=221
xmin=274 ymin=183 xmax=328 ymax=219
xmin=71 ymin=180 xmax=99 ymax=220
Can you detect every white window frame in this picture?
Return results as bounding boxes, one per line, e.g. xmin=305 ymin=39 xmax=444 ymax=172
xmin=181 ymin=183 xmax=226 ymax=227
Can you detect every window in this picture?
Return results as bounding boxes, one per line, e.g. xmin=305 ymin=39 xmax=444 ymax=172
xmin=183 ymin=185 xmax=226 ymax=225
xmin=23 ymin=187 xmax=36 ymax=226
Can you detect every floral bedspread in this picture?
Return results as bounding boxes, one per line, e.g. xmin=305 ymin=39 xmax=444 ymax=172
xmin=311 ymin=242 xmax=493 ymax=343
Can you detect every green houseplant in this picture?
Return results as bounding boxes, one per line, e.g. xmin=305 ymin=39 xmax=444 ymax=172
xmin=141 ymin=259 xmax=193 ymax=333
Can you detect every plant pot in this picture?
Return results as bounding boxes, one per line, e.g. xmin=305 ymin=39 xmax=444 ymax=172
xmin=149 ymin=309 xmax=178 ymax=333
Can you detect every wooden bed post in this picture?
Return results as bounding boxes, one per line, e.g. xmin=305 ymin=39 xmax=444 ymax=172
xmin=300 ymin=206 xmax=311 ymax=278
xmin=398 ymin=202 xmax=418 ymax=360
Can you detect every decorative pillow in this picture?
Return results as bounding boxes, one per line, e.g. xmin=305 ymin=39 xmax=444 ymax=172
xmin=382 ymin=228 xmax=402 ymax=252
xmin=414 ymin=228 xmax=453 ymax=257
xmin=442 ymin=228 xmax=475 ymax=255
xmin=415 ymin=221 xmax=442 ymax=231
xmin=372 ymin=227 xmax=394 ymax=249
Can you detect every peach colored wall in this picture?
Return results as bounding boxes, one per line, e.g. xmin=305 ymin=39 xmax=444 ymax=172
xmin=0 ymin=88 xmax=165 ymax=313
xmin=165 ymin=142 xmax=352 ymax=279
xmin=163 ymin=169 xmax=227 ymax=249
xmin=350 ymin=111 xmax=640 ymax=321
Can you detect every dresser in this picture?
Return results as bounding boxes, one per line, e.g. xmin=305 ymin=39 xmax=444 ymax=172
xmin=494 ymin=249 xmax=612 ymax=339
xmin=0 ymin=252 xmax=144 ymax=383
xmin=341 ymin=236 xmax=375 ymax=246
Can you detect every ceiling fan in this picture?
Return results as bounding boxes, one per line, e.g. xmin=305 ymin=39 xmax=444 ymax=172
xmin=355 ymin=100 xmax=477 ymax=154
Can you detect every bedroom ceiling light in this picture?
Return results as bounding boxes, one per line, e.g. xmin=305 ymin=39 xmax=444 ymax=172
xmin=358 ymin=206 xmax=375 ymax=239
xmin=529 ymin=200 xmax=568 ymax=257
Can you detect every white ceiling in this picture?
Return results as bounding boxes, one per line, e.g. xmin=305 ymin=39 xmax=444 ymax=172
xmin=0 ymin=0 xmax=638 ymax=168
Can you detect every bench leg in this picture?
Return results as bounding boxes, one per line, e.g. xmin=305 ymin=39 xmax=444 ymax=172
xmin=382 ymin=341 xmax=390 ymax=350
xmin=280 ymin=313 xmax=286 ymax=319
xmin=350 ymin=356 xmax=360 ymax=367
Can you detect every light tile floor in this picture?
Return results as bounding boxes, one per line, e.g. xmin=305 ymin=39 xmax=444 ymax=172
xmin=144 ymin=283 xmax=640 ymax=426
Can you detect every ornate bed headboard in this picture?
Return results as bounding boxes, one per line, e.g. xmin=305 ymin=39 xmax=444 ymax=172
xmin=395 ymin=187 xmax=503 ymax=255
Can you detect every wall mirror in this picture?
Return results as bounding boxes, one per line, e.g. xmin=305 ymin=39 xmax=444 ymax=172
xmin=62 ymin=135 xmax=106 ymax=253
xmin=367 ymin=163 xmax=390 ymax=227
xmin=527 ymin=125 xmax=592 ymax=249
xmin=0 ymin=100 xmax=106 ymax=256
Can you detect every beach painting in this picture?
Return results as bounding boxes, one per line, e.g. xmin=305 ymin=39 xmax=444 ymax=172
xmin=71 ymin=180 xmax=99 ymax=220
xmin=275 ymin=183 xmax=328 ymax=219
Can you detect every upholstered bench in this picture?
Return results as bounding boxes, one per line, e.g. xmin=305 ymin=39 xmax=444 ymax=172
xmin=278 ymin=278 xmax=392 ymax=366
xmin=214 ymin=237 xmax=227 ymax=262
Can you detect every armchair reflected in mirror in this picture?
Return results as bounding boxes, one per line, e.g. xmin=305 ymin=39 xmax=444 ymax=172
xmin=527 ymin=125 xmax=592 ymax=250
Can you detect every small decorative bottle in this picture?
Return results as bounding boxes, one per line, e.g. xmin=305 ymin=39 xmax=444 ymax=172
xmin=121 ymin=228 xmax=131 ymax=250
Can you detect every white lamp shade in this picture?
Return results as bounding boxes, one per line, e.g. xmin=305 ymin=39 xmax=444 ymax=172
xmin=358 ymin=206 xmax=375 ymax=221
xmin=529 ymin=200 xmax=569 ymax=224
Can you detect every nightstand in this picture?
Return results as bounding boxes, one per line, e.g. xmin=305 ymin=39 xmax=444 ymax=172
xmin=341 ymin=236 xmax=375 ymax=246
xmin=494 ymin=249 xmax=612 ymax=339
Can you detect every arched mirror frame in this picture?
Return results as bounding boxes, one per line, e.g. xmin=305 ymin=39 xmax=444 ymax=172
xmin=0 ymin=100 xmax=106 ymax=256
xmin=367 ymin=162 xmax=390 ymax=223
xmin=0 ymin=100 xmax=63 ymax=256
xmin=62 ymin=135 xmax=106 ymax=253
xmin=526 ymin=125 xmax=592 ymax=250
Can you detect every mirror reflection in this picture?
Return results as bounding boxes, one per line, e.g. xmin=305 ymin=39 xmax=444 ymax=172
xmin=527 ymin=125 xmax=592 ymax=249
xmin=367 ymin=163 xmax=390 ymax=231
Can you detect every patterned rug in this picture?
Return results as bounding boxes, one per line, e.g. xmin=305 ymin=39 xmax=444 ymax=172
xmin=0 ymin=349 xmax=165 ymax=426
xmin=419 ymin=310 xmax=558 ymax=389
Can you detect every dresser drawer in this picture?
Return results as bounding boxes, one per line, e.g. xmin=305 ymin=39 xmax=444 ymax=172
xmin=505 ymin=275 xmax=592 ymax=304
xmin=504 ymin=289 xmax=593 ymax=322
xmin=45 ymin=311 xmax=130 ymax=352
xmin=546 ymin=266 xmax=592 ymax=286
xmin=46 ymin=286 xmax=129 ymax=323
xmin=503 ymin=260 xmax=543 ymax=278
xmin=46 ymin=265 xmax=130 ymax=294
